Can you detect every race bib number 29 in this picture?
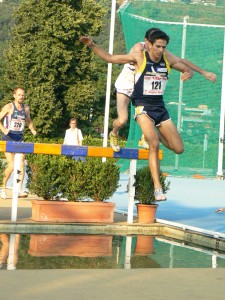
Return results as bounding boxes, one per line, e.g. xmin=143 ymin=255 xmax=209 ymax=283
xmin=10 ymin=118 xmax=25 ymax=132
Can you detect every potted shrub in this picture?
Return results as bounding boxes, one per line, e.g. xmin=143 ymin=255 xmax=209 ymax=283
xmin=26 ymin=155 xmax=120 ymax=223
xmin=134 ymin=166 xmax=170 ymax=224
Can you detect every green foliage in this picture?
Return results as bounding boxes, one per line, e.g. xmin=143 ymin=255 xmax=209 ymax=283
xmin=26 ymin=155 xmax=120 ymax=202
xmin=83 ymin=135 xmax=126 ymax=148
xmin=83 ymin=135 xmax=105 ymax=147
xmin=2 ymin=0 xmax=107 ymax=137
xmin=81 ymin=158 xmax=120 ymax=202
xmin=0 ymin=0 xmax=129 ymax=139
xmin=0 ymin=0 xmax=21 ymax=41
xmin=134 ymin=166 xmax=170 ymax=204
xmin=26 ymin=155 xmax=68 ymax=200
xmin=22 ymin=134 xmax=126 ymax=148
xmin=0 ymin=0 xmax=21 ymax=99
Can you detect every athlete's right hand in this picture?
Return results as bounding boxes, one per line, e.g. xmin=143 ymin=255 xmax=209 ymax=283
xmin=79 ymin=36 xmax=94 ymax=48
xmin=30 ymin=129 xmax=37 ymax=136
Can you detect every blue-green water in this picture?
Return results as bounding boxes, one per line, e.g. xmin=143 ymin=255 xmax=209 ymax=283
xmin=1 ymin=234 xmax=225 ymax=270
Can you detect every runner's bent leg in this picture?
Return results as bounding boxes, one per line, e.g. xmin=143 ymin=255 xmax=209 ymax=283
xmin=1 ymin=153 xmax=14 ymax=199
xmin=110 ymin=93 xmax=130 ymax=152
xmin=112 ymin=93 xmax=130 ymax=135
xmin=157 ymin=119 xmax=184 ymax=154
xmin=2 ymin=152 xmax=14 ymax=189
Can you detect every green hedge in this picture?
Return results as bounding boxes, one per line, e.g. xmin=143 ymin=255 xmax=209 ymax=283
xmin=26 ymin=155 xmax=120 ymax=202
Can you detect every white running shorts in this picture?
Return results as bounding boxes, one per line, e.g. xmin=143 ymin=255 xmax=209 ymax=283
xmin=115 ymin=63 xmax=135 ymax=97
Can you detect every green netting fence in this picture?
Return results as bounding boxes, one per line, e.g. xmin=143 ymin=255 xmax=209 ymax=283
xmin=117 ymin=0 xmax=225 ymax=178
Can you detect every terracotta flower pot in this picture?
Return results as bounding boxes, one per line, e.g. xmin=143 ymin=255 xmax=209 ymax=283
xmin=136 ymin=203 xmax=158 ymax=224
xmin=31 ymin=200 xmax=115 ymax=223
xmin=28 ymin=234 xmax=113 ymax=257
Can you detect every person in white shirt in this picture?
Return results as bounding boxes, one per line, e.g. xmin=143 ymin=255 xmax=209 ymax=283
xmin=63 ymin=118 xmax=83 ymax=146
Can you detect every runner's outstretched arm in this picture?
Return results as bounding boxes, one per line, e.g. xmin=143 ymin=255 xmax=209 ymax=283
xmin=165 ymin=50 xmax=217 ymax=82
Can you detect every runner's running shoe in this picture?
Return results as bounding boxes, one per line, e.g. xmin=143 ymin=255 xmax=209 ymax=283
xmin=138 ymin=134 xmax=149 ymax=150
xmin=0 ymin=190 xmax=6 ymax=199
xmin=18 ymin=191 xmax=29 ymax=198
xmin=109 ymin=131 xmax=120 ymax=152
xmin=154 ymin=188 xmax=167 ymax=201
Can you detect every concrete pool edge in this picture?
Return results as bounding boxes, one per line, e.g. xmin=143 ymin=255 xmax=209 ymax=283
xmin=1 ymin=221 xmax=225 ymax=253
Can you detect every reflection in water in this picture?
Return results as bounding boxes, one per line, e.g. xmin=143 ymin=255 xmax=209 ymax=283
xmin=124 ymin=236 xmax=132 ymax=269
xmin=0 ymin=234 xmax=9 ymax=269
xmin=28 ymin=235 xmax=113 ymax=257
xmin=135 ymin=235 xmax=155 ymax=256
xmin=0 ymin=234 xmax=20 ymax=270
xmin=1 ymin=234 xmax=225 ymax=270
xmin=124 ymin=236 xmax=160 ymax=269
xmin=131 ymin=235 xmax=160 ymax=269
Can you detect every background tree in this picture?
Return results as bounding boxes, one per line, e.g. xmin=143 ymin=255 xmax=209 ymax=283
xmin=0 ymin=0 xmax=129 ymax=139
xmin=0 ymin=0 xmax=21 ymax=99
xmin=2 ymin=0 xmax=106 ymax=137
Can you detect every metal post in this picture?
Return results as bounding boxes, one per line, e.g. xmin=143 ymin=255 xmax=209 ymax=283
xmin=11 ymin=153 xmax=21 ymax=222
xmin=102 ymin=0 xmax=116 ymax=162
xmin=175 ymin=16 xmax=189 ymax=170
xmin=203 ymin=134 xmax=208 ymax=169
xmin=217 ymin=29 xmax=225 ymax=177
xmin=127 ymin=159 xmax=137 ymax=224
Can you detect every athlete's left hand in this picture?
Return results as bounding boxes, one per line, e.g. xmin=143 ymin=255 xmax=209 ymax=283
xmin=203 ymin=71 xmax=217 ymax=83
